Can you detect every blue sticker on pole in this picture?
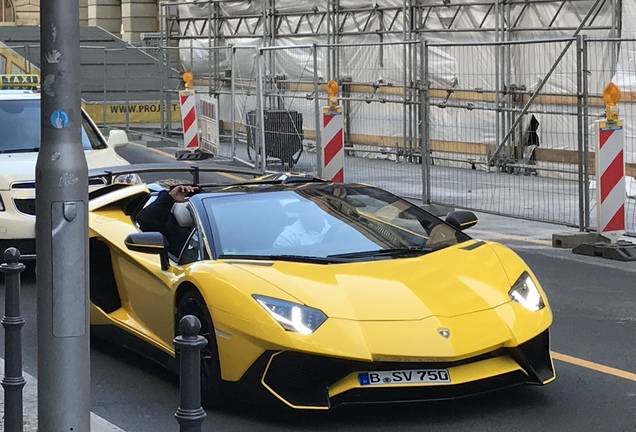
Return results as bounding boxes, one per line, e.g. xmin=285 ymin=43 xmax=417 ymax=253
xmin=51 ymin=110 xmax=69 ymax=129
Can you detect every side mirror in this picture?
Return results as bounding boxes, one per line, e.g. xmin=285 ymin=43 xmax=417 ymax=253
xmin=108 ymin=129 xmax=129 ymax=148
xmin=124 ymin=232 xmax=169 ymax=270
xmin=445 ymin=211 xmax=478 ymax=231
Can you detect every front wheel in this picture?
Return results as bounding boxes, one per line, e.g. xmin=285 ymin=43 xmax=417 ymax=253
xmin=176 ymin=289 xmax=223 ymax=408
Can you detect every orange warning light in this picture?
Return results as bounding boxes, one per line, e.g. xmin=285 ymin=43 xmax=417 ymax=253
xmin=327 ymin=79 xmax=339 ymax=97
xmin=603 ymin=82 xmax=621 ymax=105
xmin=603 ymin=82 xmax=620 ymax=121
xmin=183 ymin=71 xmax=194 ymax=90
xmin=327 ymin=80 xmax=339 ymax=108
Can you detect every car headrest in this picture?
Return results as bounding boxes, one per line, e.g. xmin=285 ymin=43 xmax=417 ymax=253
xmin=171 ymin=202 xmax=194 ymax=228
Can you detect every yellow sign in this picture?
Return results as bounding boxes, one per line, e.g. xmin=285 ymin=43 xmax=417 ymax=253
xmin=82 ymin=101 xmax=182 ymax=124
xmin=0 ymin=74 xmax=40 ymax=88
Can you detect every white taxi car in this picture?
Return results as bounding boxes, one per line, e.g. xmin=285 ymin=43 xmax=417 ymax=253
xmin=0 ymin=74 xmax=132 ymax=259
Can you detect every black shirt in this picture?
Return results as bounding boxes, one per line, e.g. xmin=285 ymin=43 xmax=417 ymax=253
xmin=136 ymin=190 xmax=192 ymax=257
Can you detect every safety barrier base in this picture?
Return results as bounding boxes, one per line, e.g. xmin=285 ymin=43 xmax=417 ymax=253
xmin=175 ymin=150 xmax=212 ymax=161
xmin=572 ymin=241 xmax=636 ymax=261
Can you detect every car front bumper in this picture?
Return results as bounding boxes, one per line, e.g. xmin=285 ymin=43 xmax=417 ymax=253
xmin=227 ymin=329 xmax=555 ymax=410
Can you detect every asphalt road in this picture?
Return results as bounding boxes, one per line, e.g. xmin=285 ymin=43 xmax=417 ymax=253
xmin=1 ymin=142 xmax=635 ymax=431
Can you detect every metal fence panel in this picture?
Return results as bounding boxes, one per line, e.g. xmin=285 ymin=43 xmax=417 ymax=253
xmin=425 ymin=39 xmax=583 ymax=227
xmin=585 ymin=38 xmax=636 ymax=236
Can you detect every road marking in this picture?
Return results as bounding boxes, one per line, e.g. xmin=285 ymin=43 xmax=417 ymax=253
xmin=127 ymin=141 xmax=247 ymax=181
xmin=468 ymin=229 xmax=553 ymax=246
xmin=128 ymin=140 xmax=176 ymax=159
xmin=552 ymin=351 xmax=636 ymax=382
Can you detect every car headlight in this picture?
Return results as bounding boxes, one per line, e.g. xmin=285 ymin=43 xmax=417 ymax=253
xmin=0 ymin=194 xmax=4 ymax=211
xmin=253 ymin=295 xmax=327 ymax=334
xmin=508 ymin=271 xmax=545 ymax=312
xmin=113 ymin=173 xmax=142 ymax=185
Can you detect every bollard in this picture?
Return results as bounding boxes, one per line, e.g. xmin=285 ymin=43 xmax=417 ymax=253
xmin=1 ymin=248 xmax=26 ymax=432
xmin=173 ymin=315 xmax=207 ymax=432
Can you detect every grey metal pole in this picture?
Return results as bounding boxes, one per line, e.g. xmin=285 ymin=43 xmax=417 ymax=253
xmin=1 ymin=248 xmax=26 ymax=432
xmin=125 ymin=57 xmax=130 ymax=129
xmin=313 ymin=44 xmax=323 ymax=178
xmin=230 ymin=46 xmax=236 ymax=159
xmin=582 ymin=35 xmax=591 ymax=231
xmin=173 ymin=315 xmax=207 ymax=432
xmin=103 ymin=49 xmax=108 ymax=126
xmin=256 ymin=49 xmax=267 ymax=172
xmin=421 ymin=40 xmax=431 ymax=204
xmin=37 ymin=0 xmax=91 ymax=429
xmin=576 ymin=35 xmax=585 ymax=232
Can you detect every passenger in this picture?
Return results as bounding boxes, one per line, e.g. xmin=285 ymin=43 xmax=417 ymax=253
xmin=273 ymin=201 xmax=330 ymax=247
xmin=137 ymin=184 xmax=196 ymax=256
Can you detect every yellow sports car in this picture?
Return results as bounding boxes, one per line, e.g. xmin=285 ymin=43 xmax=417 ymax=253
xmin=88 ymin=167 xmax=555 ymax=410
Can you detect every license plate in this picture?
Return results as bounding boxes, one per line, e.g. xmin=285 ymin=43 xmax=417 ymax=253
xmin=358 ymin=369 xmax=450 ymax=386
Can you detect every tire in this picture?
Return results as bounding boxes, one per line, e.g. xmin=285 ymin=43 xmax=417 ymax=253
xmin=176 ymin=289 xmax=223 ymax=409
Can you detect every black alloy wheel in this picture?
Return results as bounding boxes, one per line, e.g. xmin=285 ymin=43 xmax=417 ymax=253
xmin=176 ymin=289 xmax=223 ymax=408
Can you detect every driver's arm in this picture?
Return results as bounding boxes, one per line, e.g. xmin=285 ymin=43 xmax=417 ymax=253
xmin=136 ymin=190 xmax=175 ymax=232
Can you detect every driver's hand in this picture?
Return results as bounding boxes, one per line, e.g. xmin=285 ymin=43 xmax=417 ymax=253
xmin=169 ymin=185 xmax=196 ymax=202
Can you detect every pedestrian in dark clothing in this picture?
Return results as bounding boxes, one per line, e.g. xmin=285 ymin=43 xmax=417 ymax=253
xmin=136 ymin=184 xmax=196 ymax=257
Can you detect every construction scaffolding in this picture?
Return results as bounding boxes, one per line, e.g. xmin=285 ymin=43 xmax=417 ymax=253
xmin=155 ymin=0 xmax=636 ymax=236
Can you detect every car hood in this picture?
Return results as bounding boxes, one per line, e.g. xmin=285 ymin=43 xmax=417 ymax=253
xmin=0 ymin=149 xmax=128 ymax=190
xmin=229 ymin=242 xmax=515 ymax=321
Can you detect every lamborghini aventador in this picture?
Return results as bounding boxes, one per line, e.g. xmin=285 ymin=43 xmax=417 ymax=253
xmin=87 ymin=166 xmax=555 ymax=410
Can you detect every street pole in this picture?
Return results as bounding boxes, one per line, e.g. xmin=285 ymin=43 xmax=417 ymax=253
xmin=37 ymin=0 xmax=91 ymax=430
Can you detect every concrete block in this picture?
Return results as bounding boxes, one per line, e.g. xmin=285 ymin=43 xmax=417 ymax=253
xmin=552 ymin=231 xmax=604 ymax=249
xmin=121 ymin=2 xmax=157 ymax=18
xmin=79 ymin=0 xmax=88 ymax=23
xmin=15 ymin=13 xmax=39 ymax=26
xmin=87 ymin=0 xmax=121 ymax=6
xmin=14 ymin=0 xmax=39 ymax=12
xmin=88 ymin=5 xmax=121 ymax=19
xmin=122 ymin=17 xmax=158 ymax=32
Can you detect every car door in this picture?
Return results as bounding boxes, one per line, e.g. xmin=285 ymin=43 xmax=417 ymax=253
xmin=116 ymin=226 xmax=205 ymax=351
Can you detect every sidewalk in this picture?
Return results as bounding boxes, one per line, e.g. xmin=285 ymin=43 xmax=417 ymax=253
xmin=0 ymin=359 xmax=126 ymax=432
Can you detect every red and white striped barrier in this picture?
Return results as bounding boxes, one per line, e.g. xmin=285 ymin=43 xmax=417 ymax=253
xmin=595 ymin=119 xmax=625 ymax=243
xmin=320 ymin=106 xmax=344 ymax=182
xmin=179 ymin=89 xmax=200 ymax=150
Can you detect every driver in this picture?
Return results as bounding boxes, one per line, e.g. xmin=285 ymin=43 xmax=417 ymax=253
xmin=137 ymin=184 xmax=196 ymax=256
xmin=273 ymin=201 xmax=330 ymax=247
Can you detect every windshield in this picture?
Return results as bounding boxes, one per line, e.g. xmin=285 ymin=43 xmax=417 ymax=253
xmin=0 ymin=99 xmax=107 ymax=153
xmin=202 ymin=186 xmax=471 ymax=262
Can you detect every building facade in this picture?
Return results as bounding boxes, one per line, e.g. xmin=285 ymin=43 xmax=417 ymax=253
xmin=6 ymin=0 xmax=159 ymax=44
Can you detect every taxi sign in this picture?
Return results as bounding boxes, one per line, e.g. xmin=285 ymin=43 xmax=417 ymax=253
xmin=0 ymin=74 xmax=40 ymax=89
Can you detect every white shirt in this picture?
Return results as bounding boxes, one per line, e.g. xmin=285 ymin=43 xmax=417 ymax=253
xmin=273 ymin=219 xmax=331 ymax=247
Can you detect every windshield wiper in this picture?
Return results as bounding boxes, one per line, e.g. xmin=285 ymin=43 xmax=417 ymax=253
xmin=327 ymin=247 xmax=431 ymax=260
xmin=0 ymin=148 xmax=39 ymax=154
xmin=218 ymin=254 xmax=346 ymax=264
